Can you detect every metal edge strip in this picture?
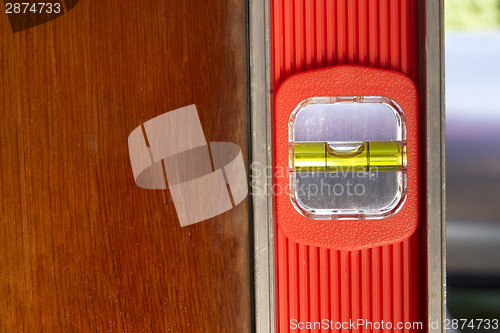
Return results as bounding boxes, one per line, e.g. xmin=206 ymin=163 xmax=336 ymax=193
xmin=249 ymin=0 xmax=275 ymax=332
xmin=425 ymin=0 xmax=446 ymax=331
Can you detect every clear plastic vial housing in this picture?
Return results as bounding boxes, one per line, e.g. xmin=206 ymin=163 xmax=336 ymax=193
xmin=288 ymin=96 xmax=407 ymax=220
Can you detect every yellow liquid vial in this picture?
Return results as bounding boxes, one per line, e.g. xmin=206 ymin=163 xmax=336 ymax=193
xmin=293 ymin=141 xmax=406 ymax=173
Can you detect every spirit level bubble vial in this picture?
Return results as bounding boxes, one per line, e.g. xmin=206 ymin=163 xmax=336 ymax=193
xmin=288 ymin=95 xmax=408 ymax=220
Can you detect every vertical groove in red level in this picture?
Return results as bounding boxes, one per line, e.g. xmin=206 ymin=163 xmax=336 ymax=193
xmin=272 ymin=1 xmax=424 ymax=332
xmin=310 ymin=246 xmax=320 ymax=333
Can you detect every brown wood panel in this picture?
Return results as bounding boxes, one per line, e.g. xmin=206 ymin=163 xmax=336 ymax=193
xmin=0 ymin=1 xmax=251 ymax=332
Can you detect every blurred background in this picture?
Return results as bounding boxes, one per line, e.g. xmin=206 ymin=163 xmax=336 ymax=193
xmin=446 ymin=0 xmax=500 ymax=330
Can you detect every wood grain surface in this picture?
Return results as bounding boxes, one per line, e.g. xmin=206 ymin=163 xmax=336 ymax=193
xmin=0 ymin=1 xmax=251 ymax=332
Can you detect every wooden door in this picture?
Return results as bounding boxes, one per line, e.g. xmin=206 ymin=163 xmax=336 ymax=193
xmin=0 ymin=1 xmax=251 ymax=331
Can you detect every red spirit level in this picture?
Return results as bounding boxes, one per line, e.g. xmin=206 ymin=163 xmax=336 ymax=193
xmin=249 ymin=0 xmax=444 ymax=332
xmin=272 ymin=1 xmax=424 ymax=331
xmin=249 ymin=0 xmax=446 ymax=333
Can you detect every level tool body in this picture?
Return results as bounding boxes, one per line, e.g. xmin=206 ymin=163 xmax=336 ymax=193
xmin=271 ymin=1 xmax=426 ymax=331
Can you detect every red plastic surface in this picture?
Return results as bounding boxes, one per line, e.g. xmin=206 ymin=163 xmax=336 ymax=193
xmin=275 ymin=65 xmax=420 ymax=250
xmin=271 ymin=1 xmax=425 ymax=332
